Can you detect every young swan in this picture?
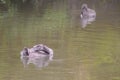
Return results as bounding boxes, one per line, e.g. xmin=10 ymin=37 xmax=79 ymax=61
xmin=20 ymin=44 xmax=53 ymax=60
xmin=20 ymin=44 xmax=53 ymax=68
xmin=81 ymin=4 xmax=96 ymax=18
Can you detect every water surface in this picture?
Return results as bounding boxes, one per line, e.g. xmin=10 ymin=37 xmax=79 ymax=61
xmin=0 ymin=0 xmax=120 ymax=80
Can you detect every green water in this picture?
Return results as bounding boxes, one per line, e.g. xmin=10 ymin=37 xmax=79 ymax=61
xmin=0 ymin=0 xmax=120 ymax=80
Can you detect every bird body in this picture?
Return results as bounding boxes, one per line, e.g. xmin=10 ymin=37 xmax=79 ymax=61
xmin=81 ymin=4 xmax=96 ymax=18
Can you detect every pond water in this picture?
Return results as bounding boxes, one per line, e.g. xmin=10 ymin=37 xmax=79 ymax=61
xmin=0 ymin=0 xmax=120 ymax=80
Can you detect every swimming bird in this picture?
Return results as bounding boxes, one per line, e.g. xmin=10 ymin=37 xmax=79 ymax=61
xmin=20 ymin=44 xmax=53 ymax=58
xmin=20 ymin=44 xmax=53 ymax=68
xmin=80 ymin=4 xmax=96 ymax=18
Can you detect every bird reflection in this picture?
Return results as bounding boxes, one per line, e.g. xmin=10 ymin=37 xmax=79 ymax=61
xmin=80 ymin=3 xmax=96 ymax=28
xmin=80 ymin=16 xmax=96 ymax=28
xmin=20 ymin=44 xmax=53 ymax=68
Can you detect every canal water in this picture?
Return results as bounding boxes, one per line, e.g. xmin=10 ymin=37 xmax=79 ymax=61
xmin=0 ymin=0 xmax=120 ymax=80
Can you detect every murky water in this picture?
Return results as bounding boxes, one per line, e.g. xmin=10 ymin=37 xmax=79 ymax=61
xmin=0 ymin=0 xmax=120 ymax=80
